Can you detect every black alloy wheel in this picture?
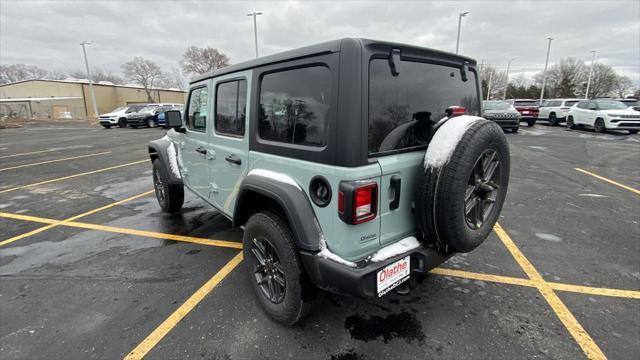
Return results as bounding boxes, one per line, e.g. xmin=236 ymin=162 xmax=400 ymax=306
xmin=594 ymin=118 xmax=606 ymax=133
xmin=152 ymin=164 xmax=166 ymax=206
xmin=251 ymin=237 xmax=286 ymax=304
xmin=464 ymin=149 xmax=501 ymax=230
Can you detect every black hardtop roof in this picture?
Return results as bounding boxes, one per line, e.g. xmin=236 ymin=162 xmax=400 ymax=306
xmin=190 ymin=38 xmax=476 ymax=84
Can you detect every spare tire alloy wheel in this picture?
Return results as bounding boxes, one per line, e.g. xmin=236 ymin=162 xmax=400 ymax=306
xmin=416 ymin=119 xmax=510 ymax=253
xmin=251 ymin=237 xmax=286 ymax=303
xmin=465 ymin=149 xmax=500 ymax=230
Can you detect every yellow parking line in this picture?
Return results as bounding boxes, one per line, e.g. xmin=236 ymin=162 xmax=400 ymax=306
xmin=123 ymin=252 xmax=243 ymax=360
xmin=431 ymin=268 xmax=640 ymax=299
xmin=0 ymin=190 xmax=154 ymax=247
xmin=494 ymin=223 xmax=606 ymax=360
xmin=0 ymin=212 xmax=243 ymax=249
xmin=0 ymin=159 xmax=148 ymax=194
xmin=0 ymin=151 xmax=112 ymax=171
xmin=575 ymin=168 xmax=640 ymax=195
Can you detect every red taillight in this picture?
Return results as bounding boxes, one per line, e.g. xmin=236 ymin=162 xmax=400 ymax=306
xmin=353 ymin=184 xmax=377 ymax=224
xmin=338 ymin=191 xmax=345 ymax=213
xmin=446 ymin=106 xmax=466 ymax=117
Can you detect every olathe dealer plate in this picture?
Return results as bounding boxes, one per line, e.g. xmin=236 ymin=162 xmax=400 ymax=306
xmin=376 ymin=256 xmax=410 ymax=297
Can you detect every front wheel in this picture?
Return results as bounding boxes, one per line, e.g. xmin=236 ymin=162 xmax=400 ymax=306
xmin=118 ymin=118 xmax=127 ymax=128
xmin=594 ymin=118 xmax=606 ymax=133
xmin=243 ymin=212 xmax=321 ymax=325
xmin=548 ymin=113 xmax=559 ymax=126
xmin=152 ymin=159 xmax=184 ymax=213
xmin=147 ymin=119 xmax=156 ymax=128
xmin=567 ymin=116 xmax=576 ymax=129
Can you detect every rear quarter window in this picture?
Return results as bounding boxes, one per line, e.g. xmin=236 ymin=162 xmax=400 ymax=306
xmin=368 ymin=59 xmax=480 ymax=155
xmin=258 ymin=66 xmax=331 ymax=147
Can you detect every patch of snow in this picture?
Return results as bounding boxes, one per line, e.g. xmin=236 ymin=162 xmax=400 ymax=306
xmin=535 ymin=233 xmax=563 ymax=242
xmin=369 ymin=236 xmax=420 ymax=262
xmin=314 ymin=218 xmax=357 ymax=267
xmin=423 ymin=115 xmax=483 ymax=169
xmin=247 ymin=169 xmax=301 ymax=190
xmin=578 ymin=193 xmax=607 ymax=198
xmin=166 ymin=143 xmax=181 ymax=179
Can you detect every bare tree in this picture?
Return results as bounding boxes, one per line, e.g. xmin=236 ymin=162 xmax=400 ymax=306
xmin=180 ymin=46 xmax=230 ymax=75
xmin=480 ymin=65 xmax=507 ymax=100
xmin=543 ymin=57 xmax=586 ymax=98
xmin=613 ymin=75 xmax=634 ymax=98
xmin=122 ymin=57 xmax=162 ymax=101
xmin=157 ymin=66 xmax=187 ymax=90
xmin=48 ymin=69 xmax=68 ymax=80
xmin=586 ymin=63 xmax=619 ymax=98
xmin=0 ymin=64 xmax=48 ymax=84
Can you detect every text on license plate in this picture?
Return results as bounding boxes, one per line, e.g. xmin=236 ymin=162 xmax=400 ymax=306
xmin=376 ymin=256 xmax=410 ymax=297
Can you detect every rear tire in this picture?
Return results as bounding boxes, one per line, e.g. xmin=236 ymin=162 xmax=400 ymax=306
xmin=243 ymin=212 xmax=321 ymax=325
xmin=594 ymin=118 xmax=606 ymax=133
xmin=118 ymin=118 xmax=127 ymax=128
xmin=527 ymin=119 xmax=536 ymax=127
xmin=511 ymin=127 xmax=518 ymax=133
xmin=548 ymin=113 xmax=559 ymax=126
xmin=152 ymin=159 xmax=183 ymax=213
xmin=567 ymin=116 xmax=576 ymax=129
xmin=416 ymin=119 xmax=510 ymax=253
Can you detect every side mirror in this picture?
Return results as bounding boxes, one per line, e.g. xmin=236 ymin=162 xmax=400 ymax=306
xmin=165 ymin=110 xmax=183 ymax=129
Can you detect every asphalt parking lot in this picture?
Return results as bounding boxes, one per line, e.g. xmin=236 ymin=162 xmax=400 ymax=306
xmin=0 ymin=122 xmax=638 ymax=360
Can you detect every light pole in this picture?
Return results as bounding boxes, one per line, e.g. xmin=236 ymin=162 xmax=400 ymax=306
xmin=486 ymin=71 xmax=493 ymax=100
xmin=503 ymin=58 xmax=515 ymax=99
xmin=539 ymin=37 xmax=553 ymax=104
xmin=585 ymin=50 xmax=596 ymax=99
xmin=80 ymin=41 xmax=99 ymax=118
xmin=247 ymin=12 xmax=263 ymax=58
xmin=455 ymin=11 xmax=469 ymax=54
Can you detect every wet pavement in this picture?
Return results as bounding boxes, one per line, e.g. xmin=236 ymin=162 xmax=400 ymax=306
xmin=0 ymin=122 xmax=638 ymax=359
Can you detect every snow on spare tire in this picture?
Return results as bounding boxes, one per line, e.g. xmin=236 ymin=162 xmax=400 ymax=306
xmin=415 ymin=115 xmax=510 ymax=253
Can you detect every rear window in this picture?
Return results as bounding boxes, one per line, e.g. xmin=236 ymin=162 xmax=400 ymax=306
xmin=564 ymin=101 xmax=579 ymax=107
xmin=368 ymin=59 xmax=479 ymax=155
xmin=259 ymin=66 xmax=331 ymax=147
xmin=514 ymin=100 xmax=536 ymax=106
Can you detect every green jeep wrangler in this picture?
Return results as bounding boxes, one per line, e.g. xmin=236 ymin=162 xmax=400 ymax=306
xmin=149 ymin=38 xmax=509 ymax=324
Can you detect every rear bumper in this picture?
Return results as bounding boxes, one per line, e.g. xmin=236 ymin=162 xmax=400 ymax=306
xmin=300 ymin=244 xmax=451 ymax=298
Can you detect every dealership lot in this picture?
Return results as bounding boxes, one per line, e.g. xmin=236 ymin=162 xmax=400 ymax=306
xmin=0 ymin=123 xmax=638 ymax=359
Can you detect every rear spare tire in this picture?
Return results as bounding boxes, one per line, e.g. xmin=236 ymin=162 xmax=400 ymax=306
xmin=415 ymin=117 xmax=510 ymax=253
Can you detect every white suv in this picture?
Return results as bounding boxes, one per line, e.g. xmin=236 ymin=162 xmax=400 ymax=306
xmin=99 ymin=105 xmax=145 ymax=128
xmin=567 ymin=100 xmax=640 ymax=134
xmin=538 ymin=98 xmax=581 ymax=126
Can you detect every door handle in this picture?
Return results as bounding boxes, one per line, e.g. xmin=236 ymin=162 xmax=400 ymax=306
xmin=389 ymin=175 xmax=401 ymax=210
xmin=195 ymin=146 xmax=207 ymax=155
xmin=225 ymin=154 xmax=242 ymax=165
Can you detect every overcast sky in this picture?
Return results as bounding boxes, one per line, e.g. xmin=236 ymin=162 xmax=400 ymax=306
xmin=1 ymin=0 xmax=639 ymax=84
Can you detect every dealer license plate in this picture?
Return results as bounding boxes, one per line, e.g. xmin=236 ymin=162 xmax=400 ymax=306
xmin=522 ymin=111 xmax=530 ymax=114
xmin=376 ymin=256 xmax=410 ymax=297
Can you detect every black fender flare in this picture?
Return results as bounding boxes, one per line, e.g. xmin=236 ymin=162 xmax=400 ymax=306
xmin=233 ymin=173 xmax=322 ymax=252
xmin=148 ymin=137 xmax=183 ymax=185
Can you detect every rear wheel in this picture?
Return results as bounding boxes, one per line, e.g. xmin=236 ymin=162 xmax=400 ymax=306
xmin=152 ymin=159 xmax=183 ymax=213
xmin=594 ymin=118 xmax=606 ymax=133
xmin=511 ymin=127 xmax=518 ymax=133
xmin=527 ymin=119 xmax=536 ymax=127
xmin=416 ymin=119 xmax=510 ymax=253
xmin=118 ymin=118 xmax=127 ymax=128
xmin=548 ymin=113 xmax=559 ymax=126
xmin=567 ymin=116 xmax=576 ymax=129
xmin=243 ymin=212 xmax=321 ymax=325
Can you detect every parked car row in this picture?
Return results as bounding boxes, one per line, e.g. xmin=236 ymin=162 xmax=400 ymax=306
xmin=482 ymin=98 xmax=640 ymax=134
xmin=99 ymin=103 xmax=183 ymax=129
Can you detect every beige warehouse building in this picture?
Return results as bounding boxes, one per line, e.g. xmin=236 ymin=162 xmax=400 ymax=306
xmin=0 ymin=79 xmax=186 ymax=120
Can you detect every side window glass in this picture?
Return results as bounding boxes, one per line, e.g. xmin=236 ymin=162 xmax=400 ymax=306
xmin=259 ymin=66 xmax=331 ymax=147
xmin=186 ymin=87 xmax=208 ymax=131
xmin=215 ymin=80 xmax=247 ymax=136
